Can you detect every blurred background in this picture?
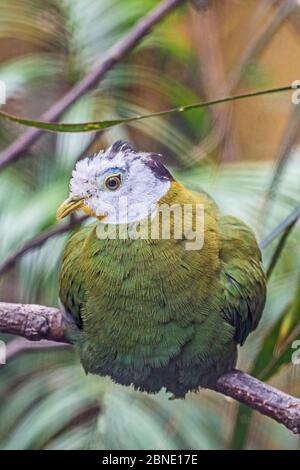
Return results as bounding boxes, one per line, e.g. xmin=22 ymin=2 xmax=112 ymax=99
xmin=0 ymin=0 xmax=300 ymax=450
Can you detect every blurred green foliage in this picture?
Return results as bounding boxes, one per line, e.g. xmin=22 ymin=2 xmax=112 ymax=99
xmin=0 ymin=0 xmax=299 ymax=450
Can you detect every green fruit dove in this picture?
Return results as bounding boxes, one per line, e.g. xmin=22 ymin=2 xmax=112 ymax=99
xmin=57 ymin=141 xmax=266 ymax=398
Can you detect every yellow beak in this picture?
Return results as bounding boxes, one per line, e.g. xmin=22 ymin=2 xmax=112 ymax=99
xmin=56 ymin=197 xmax=86 ymax=220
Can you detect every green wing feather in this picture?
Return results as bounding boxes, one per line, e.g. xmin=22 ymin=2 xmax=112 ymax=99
xmin=219 ymin=215 xmax=266 ymax=345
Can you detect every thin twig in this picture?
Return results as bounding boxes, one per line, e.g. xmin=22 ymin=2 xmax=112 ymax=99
xmin=193 ymin=0 xmax=297 ymax=162
xmin=259 ymin=203 xmax=300 ymax=250
xmin=266 ymin=219 xmax=298 ymax=280
xmin=0 ymin=132 xmax=101 ymax=277
xmin=227 ymin=0 xmax=297 ymax=92
xmin=228 ymin=1 xmax=300 ymax=447
xmin=0 ymin=215 xmax=87 ymax=277
xmin=5 ymin=337 xmax=70 ymax=362
xmin=0 ymin=301 xmax=300 ymax=434
xmin=0 ymin=0 xmax=184 ymax=170
xmin=0 ymin=84 xmax=298 ymax=132
xmin=0 ymin=0 xmax=294 ymax=166
xmin=191 ymin=6 xmax=240 ymax=163
xmin=0 ymin=131 xmax=101 ymax=277
xmin=259 ymin=105 xmax=300 ymax=226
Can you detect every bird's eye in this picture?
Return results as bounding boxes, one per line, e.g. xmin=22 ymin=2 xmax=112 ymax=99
xmin=105 ymin=174 xmax=122 ymax=191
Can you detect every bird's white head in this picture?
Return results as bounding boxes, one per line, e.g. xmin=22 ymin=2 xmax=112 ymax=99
xmin=56 ymin=141 xmax=173 ymax=224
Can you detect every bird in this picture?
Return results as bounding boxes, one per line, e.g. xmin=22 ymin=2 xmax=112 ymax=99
xmin=57 ymin=140 xmax=266 ymax=398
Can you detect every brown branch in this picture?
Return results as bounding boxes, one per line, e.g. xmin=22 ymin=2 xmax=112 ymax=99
xmin=0 ymin=302 xmax=69 ymax=342
xmin=0 ymin=301 xmax=300 ymax=434
xmin=214 ymin=370 xmax=300 ymax=435
xmin=0 ymin=0 xmax=184 ymax=170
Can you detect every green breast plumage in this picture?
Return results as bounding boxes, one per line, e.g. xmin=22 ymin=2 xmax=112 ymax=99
xmin=59 ymin=182 xmax=266 ymax=397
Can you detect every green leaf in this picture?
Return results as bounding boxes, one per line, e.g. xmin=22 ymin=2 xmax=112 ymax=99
xmin=0 ymin=84 xmax=296 ymax=133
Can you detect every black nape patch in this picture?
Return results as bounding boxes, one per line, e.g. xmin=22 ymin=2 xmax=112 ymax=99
xmin=76 ymin=152 xmax=96 ymax=163
xmin=108 ymin=140 xmax=136 ymax=159
xmin=146 ymin=157 xmax=174 ymax=182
